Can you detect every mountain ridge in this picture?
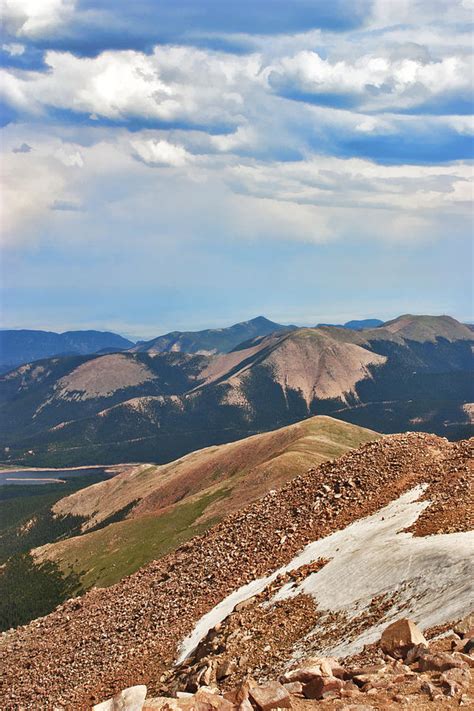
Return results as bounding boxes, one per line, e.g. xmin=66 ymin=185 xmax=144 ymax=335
xmin=1 ymin=432 xmax=471 ymax=709
xmin=1 ymin=314 xmax=472 ymax=466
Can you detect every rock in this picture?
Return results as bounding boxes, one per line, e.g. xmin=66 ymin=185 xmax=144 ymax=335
xmin=143 ymin=700 xmax=180 ymax=710
xmin=282 ymin=682 xmax=303 ymax=695
xmin=420 ymin=681 xmax=442 ymax=701
xmin=418 ymin=652 xmax=467 ymax=673
xmin=303 ymin=676 xmax=344 ymax=700
xmin=380 ymin=619 xmax=427 ymax=658
xmin=93 ymin=686 xmax=147 ymax=711
xmin=454 ymin=614 xmax=474 ymax=638
xmin=455 ymin=652 xmax=474 ymax=668
xmin=281 ymin=664 xmax=322 ymax=684
xmin=193 ymin=689 xmax=234 ymax=711
xmin=216 ymin=660 xmax=236 ymax=680
xmin=405 ymin=643 xmax=429 ymax=665
xmin=248 ymin=681 xmax=292 ymax=711
xmin=441 ymin=668 xmax=471 ymax=697
xmin=463 ymin=638 xmax=474 ymax=655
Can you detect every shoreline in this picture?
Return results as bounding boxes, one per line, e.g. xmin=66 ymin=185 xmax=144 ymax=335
xmin=0 ymin=462 xmax=145 ymax=475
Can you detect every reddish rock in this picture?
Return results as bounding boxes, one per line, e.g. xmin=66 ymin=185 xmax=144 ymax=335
xmin=144 ymin=699 xmax=180 ymax=710
xmin=420 ymin=681 xmax=442 ymax=702
xmin=248 ymin=681 xmax=292 ymax=711
xmin=441 ymin=667 xmax=471 ymax=697
xmin=418 ymin=652 xmax=467 ymax=673
xmin=281 ymin=664 xmax=322 ymax=683
xmin=454 ymin=614 xmax=474 ymax=638
xmin=303 ymin=676 xmax=344 ymax=700
xmin=191 ymin=689 xmax=235 ymax=711
xmin=282 ymin=682 xmax=303 ymax=695
xmin=93 ymin=685 xmax=147 ymax=711
xmin=380 ymin=619 xmax=427 ymax=658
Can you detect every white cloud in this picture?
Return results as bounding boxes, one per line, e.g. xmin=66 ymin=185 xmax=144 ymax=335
xmin=0 ymin=47 xmax=261 ymax=128
xmin=131 ymin=139 xmax=191 ymax=167
xmin=268 ymin=50 xmax=472 ymax=111
xmin=55 ymin=146 xmax=84 ymax=167
xmin=0 ymin=0 xmax=75 ymax=38
xmin=2 ymin=42 xmax=25 ymax=56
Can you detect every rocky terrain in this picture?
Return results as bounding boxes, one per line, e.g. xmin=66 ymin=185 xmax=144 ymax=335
xmin=1 ymin=314 xmax=472 ymax=466
xmin=0 ymin=432 xmax=472 ymax=709
xmin=94 ymin=616 xmax=474 ymax=710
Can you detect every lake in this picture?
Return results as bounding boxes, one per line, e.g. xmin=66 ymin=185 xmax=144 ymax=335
xmin=0 ymin=467 xmax=115 ymax=486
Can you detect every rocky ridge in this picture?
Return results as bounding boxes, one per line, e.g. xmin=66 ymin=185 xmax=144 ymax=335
xmin=0 ymin=433 xmax=472 ymax=709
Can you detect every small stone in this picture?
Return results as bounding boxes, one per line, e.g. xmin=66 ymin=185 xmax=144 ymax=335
xmin=420 ymin=681 xmax=442 ymax=701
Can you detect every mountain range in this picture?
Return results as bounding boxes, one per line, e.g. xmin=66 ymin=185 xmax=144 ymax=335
xmin=0 ymin=329 xmax=134 ymax=374
xmin=0 ymin=314 xmax=472 ymax=466
xmin=0 ymin=317 xmax=384 ymax=374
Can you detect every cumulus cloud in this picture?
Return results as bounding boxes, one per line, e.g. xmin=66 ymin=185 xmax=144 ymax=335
xmin=131 ymin=139 xmax=191 ymax=167
xmin=267 ymin=50 xmax=473 ymax=112
xmin=1 ymin=47 xmax=261 ymax=130
xmin=1 ymin=0 xmax=75 ymax=38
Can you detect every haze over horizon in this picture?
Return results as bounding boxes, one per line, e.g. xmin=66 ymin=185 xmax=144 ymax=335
xmin=1 ymin=0 xmax=473 ymax=337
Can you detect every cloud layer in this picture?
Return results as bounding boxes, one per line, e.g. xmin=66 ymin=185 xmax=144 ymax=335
xmin=0 ymin=0 xmax=473 ymax=330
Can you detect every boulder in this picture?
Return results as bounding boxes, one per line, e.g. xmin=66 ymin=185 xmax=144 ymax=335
xmin=418 ymin=652 xmax=467 ymax=673
xmin=248 ymin=681 xmax=292 ymax=710
xmin=93 ymin=686 xmax=147 ymax=711
xmin=193 ymin=689 xmax=234 ymax=711
xmin=143 ymin=700 xmax=180 ymax=710
xmin=281 ymin=664 xmax=322 ymax=684
xmin=380 ymin=619 xmax=427 ymax=658
xmin=303 ymin=676 xmax=344 ymax=700
xmin=282 ymin=682 xmax=303 ymax=695
xmin=454 ymin=614 xmax=474 ymax=638
xmin=281 ymin=657 xmax=343 ymax=683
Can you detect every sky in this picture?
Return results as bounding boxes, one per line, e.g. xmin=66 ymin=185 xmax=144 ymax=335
xmin=0 ymin=0 xmax=473 ymax=339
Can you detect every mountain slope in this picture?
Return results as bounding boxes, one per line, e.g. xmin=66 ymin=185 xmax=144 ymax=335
xmin=0 ymin=329 xmax=134 ymax=373
xmin=1 ymin=433 xmax=471 ymax=709
xmin=133 ymin=316 xmax=293 ymax=355
xmin=33 ymin=416 xmax=378 ymax=590
xmin=1 ymin=315 xmax=472 ymax=466
xmin=382 ymin=314 xmax=474 ymax=342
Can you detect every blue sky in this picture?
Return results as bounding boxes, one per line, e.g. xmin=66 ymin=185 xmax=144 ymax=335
xmin=1 ymin=0 xmax=473 ymax=339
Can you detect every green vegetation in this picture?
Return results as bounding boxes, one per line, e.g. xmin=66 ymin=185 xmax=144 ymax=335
xmin=0 ymin=552 xmax=81 ymax=632
xmin=53 ymin=488 xmax=230 ymax=589
xmin=0 ymin=473 xmax=113 ymax=563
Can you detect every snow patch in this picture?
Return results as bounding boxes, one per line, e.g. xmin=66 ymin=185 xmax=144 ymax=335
xmin=177 ymin=485 xmax=474 ymax=663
